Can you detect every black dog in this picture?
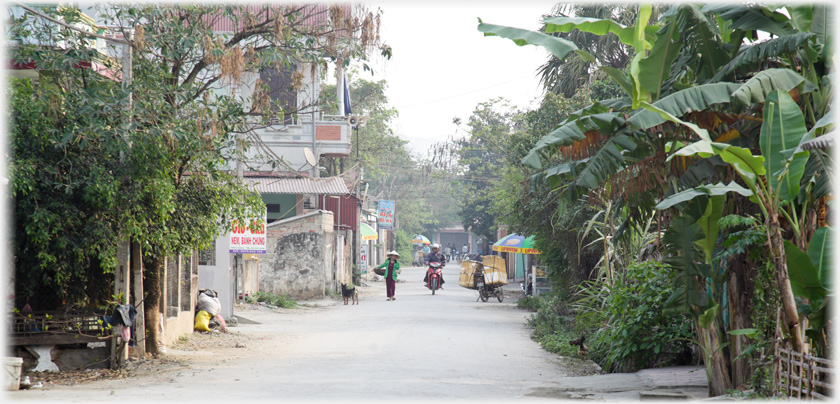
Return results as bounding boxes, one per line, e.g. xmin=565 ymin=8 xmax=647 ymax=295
xmin=341 ymin=283 xmax=358 ymax=305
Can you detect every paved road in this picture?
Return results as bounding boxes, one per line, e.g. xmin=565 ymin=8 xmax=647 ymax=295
xmin=11 ymin=264 xmax=708 ymax=401
xmin=13 ymin=265 xmax=580 ymax=401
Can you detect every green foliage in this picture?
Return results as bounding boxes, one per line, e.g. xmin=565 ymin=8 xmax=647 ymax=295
xmin=246 ymin=291 xmax=298 ymax=309
xmin=393 ymin=229 xmax=413 ymax=265
xmin=576 ymin=261 xmax=695 ymax=372
xmin=320 ymin=78 xmax=458 ymax=236
xmin=522 ymin=293 xmax=592 ymax=358
xmin=10 ymin=76 xmax=122 ymax=309
xmin=516 ymin=296 xmax=541 ymax=312
xmin=746 ymin=260 xmax=781 ymax=395
xmin=8 ymin=3 xmax=389 ymax=310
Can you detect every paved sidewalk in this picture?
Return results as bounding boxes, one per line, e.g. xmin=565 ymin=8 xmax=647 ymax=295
xmin=527 ymin=365 xmax=709 ymax=400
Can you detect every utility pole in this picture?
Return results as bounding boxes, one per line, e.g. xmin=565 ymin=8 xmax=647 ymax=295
xmin=121 ymin=33 xmax=145 ymax=359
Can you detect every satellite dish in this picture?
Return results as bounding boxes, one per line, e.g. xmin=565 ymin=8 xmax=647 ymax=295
xmin=303 ymin=147 xmax=317 ymax=167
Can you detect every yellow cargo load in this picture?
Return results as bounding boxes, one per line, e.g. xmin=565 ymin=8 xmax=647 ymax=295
xmin=458 ymin=260 xmax=481 ymax=289
xmin=481 ymin=255 xmax=508 ymax=286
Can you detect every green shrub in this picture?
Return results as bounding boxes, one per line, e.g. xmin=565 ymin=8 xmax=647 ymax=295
xmin=579 ymin=261 xmax=694 ymax=372
xmin=520 ymin=292 xmax=596 ymax=358
xmin=516 ymin=295 xmax=541 ymax=312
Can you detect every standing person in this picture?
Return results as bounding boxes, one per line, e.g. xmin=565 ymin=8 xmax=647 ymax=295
xmin=462 ymin=244 xmax=469 ymax=260
xmin=376 ymin=251 xmax=401 ymax=301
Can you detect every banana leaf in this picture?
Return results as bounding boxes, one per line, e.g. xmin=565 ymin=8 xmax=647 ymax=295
xmin=783 ymin=240 xmax=826 ymax=304
xmin=477 ymin=20 xmax=578 ymax=61
xmin=732 ymin=68 xmax=817 ymax=106
xmin=629 ymin=83 xmax=742 ymax=130
xmin=808 ymin=227 xmax=833 ymax=291
xmin=760 ymin=90 xmax=810 ymax=201
xmin=655 ymin=182 xmax=752 ymax=210
xmin=712 ymin=33 xmax=815 ymax=81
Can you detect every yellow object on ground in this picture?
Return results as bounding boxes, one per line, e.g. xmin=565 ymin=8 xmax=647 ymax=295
xmin=194 ymin=310 xmax=211 ymax=332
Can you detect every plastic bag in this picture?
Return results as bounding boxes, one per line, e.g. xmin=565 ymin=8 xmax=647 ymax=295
xmin=214 ymin=314 xmax=227 ymax=331
xmin=194 ymin=310 xmax=211 ymax=332
xmin=197 ymin=291 xmax=221 ymax=316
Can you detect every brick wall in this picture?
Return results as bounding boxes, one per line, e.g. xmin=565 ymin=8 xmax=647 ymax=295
xmin=316 ymin=125 xmax=341 ymax=141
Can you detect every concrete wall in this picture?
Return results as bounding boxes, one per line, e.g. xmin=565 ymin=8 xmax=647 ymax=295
xmin=161 ymin=253 xmax=199 ymax=347
xmin=261 ymin=211 xmax=335 ymax=299
xmin=198 ymin=236 xmax=235 ymax=320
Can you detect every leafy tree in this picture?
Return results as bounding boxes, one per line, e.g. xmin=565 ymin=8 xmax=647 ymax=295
xmin=445 ymin=98 xmax=521 ymax=243
xmin=9 ymin=3 xmax=383 ymax=354
xmin=320 ymin=77 xmax=459 ymax=241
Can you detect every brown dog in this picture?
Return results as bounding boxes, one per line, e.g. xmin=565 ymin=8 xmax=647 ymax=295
xmin=341 ymin=283 xmax=358 ymax=305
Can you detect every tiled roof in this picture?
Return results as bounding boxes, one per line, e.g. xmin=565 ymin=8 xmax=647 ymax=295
xmin=245 ymin=176 xmax=349 ymax=195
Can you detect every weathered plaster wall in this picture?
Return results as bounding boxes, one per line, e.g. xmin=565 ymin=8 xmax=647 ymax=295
xmin=198 ymin=236 xmax=234 ymax=320
xmin=261 ymin=211 xmax=334 ymax=300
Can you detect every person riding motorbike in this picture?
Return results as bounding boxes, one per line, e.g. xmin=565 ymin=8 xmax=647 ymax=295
xmin=423 ymin=243 xmax=446 ymax=288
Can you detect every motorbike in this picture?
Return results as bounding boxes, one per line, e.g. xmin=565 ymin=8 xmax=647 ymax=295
xmin=426 ymin=262 xmax=443 ymax=295
xmin=475 ymin=266 xmax=504 ymax=302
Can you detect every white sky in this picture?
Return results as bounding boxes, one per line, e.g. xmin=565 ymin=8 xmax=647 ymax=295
xmin=355 ymin=2 xmax=558 ymax=158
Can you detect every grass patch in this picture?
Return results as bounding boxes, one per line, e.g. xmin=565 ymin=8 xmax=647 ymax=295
xmin=519 ymin=293 xmax=595 ymax=358
xmin=246 ymin=291 xmax=299 ymax=309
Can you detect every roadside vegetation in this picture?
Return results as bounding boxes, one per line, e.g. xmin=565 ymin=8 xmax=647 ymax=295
xmin=460 ymin=2 xmax=832 ymax=398
xmin=245 ymin=292 xmax=299 ymax=309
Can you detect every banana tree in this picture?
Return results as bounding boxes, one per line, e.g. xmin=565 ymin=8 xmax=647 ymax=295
xmin=480 ymin=1 xmax=831 ymax=343
xmin=655 ymin=88 xmax=832 ymax=353
xmin=479 ymin=2 xmax=832 ymax=395
xmin=659 ymin=193 xmax=739 ymax=395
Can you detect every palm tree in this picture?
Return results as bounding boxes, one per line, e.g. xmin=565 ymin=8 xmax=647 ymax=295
xmin=538 ymin=4 xmax=656 ymax=99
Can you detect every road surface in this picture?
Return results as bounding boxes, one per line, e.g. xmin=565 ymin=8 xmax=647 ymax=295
xmin=12 ymin=264 xmax=701 ymax=402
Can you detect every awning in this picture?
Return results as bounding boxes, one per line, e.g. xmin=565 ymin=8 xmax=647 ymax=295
xmin=246 ymin=176 xmax=349 ymax=195
xmin=361 ymin=222 xmax=377 ymax=241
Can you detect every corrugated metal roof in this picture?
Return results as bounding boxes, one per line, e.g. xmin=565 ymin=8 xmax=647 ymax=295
xmin=246 ymin=176 xmax=349 ymax=195
xmin=204 ymin=4 xmax=329 ymax=33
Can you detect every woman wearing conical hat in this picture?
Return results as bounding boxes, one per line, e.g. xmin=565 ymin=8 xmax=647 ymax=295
xmin=375 ymin=251 xmax=401 ymax=301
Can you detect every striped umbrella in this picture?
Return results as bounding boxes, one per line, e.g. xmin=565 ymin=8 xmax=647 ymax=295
xmin=492 ymin=234 xmax=540 ymax=254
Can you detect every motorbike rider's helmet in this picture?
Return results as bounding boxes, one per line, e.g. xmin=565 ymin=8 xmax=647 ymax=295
xmin=431 ymin=243 xmax=440 ymax=250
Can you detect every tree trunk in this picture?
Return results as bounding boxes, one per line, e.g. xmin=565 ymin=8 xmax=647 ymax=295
xmin=766 ymin=214 xmax=804 ymax=352
xmin=728 ymin=269 xmax=749 ymax=388
xmin=143 ymin=254 xmax=163 ymax=356
xmin=697 ymin=320 xmax=732 ymax=396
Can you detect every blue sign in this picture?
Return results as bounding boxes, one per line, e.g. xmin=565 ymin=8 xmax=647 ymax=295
xmin=377 ymin=200 xmax=395 ymax=230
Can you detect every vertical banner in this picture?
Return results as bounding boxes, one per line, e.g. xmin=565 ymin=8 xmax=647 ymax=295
xmin=229 ymin=211 xmax=267 ymax=254
xmin=377 ymin=200 xmax=395 ymax=229
xmin=359 ymin=245 xmax=368 ymax=273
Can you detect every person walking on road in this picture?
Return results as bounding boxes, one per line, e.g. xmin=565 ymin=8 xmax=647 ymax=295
xmin=376 ymin=251 xmax=401 ymax=301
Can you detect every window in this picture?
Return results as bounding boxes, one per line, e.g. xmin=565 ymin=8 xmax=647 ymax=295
xmin=260 ymin=65 xmax=297 ymax=125
xmin=198 ymin=243 xmax=216 ymax=266
xmin=266 ymin=204 xmax=281 ymax=213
